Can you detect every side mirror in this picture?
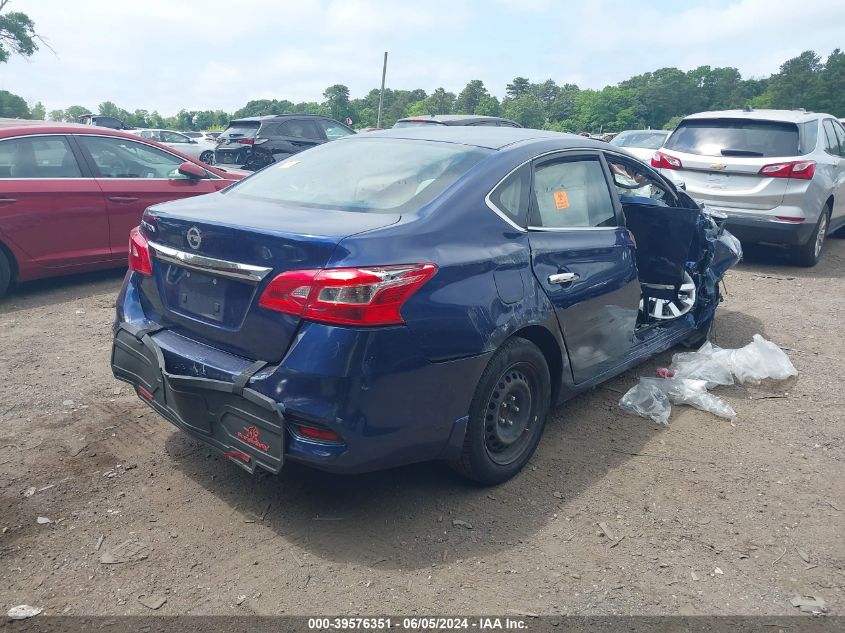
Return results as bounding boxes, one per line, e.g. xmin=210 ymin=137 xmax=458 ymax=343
xmin=177 ymin=161 xmax=206 ymax=179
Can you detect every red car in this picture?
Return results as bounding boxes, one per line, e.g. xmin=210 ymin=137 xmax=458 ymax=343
xmin=0 ymin=120 xmax=244 ymax=297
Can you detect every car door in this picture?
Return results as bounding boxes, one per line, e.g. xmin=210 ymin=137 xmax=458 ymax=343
xmin=0 ymin=134 xmax=110 ymax=268
xmin=276 ymin=119 xmax=324 ymax=157
xmin=823 ymin=119 xmax=845 ymax=227
xmin=159 ymin=130 xmax=201 ymax=160
xmin=527 ymin=151 xmax=640 ymax=384
xmin=74 ymin=134 xmax=225 ymax=257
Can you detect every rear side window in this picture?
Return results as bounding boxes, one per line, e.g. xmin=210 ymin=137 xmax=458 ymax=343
xmin=489 ymin=165 xmax=529 ymax=226
xmin=229 ymin=138 xmax=490 ymax=213
xmin=823 ymin=120 xmax=842 ymax=156
xmin=0 ymin=136 xmax=82 ymax=178
xmin=665 ymin=119 xmax=800 ymax=157
xmin=319 ymin=120 xmax=354 ymax=140
xmin=278 ymin=120 xmax=320 ymax=139
xmin=833 ymin=121 xmax=845 ymax=157
xmin=530 ymin=157 xmax=617 ymax=229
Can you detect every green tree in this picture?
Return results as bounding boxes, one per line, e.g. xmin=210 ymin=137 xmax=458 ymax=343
xmin=30 ymin=100 xmax=45 ymax=119
xmin=47 ymin=109 xmax=63 ymax=121
xmin=817 ymin=49 xmax=845 ymax=116
xmin=323 ymin=84 xmax=352 ymax=122
xmin=454 ymin=80 xmax=489 ymax=114
xmin=766 ymin=50 xmax=823 ymax=110
xmin=425 ymin=87 xmax=455 ymax=115
xmin=0 ymin=89 xmax=28 ymax=117
xmin=63 ymin=105 xmax=90 ymax=122
xmin=474 ymin=95 xmax=500 ymax=116
xmin=506 ymin=77 xmax=531 ymax=99
xmin=0 ymin=0 xmax=42 ymax=63
xmin=502 ymin=94 xmax=545 ymax=129
xmin=662 ymin=115 xmax=684 ymax=131
xmin=547 ymin=83 xmax=579 ymax=122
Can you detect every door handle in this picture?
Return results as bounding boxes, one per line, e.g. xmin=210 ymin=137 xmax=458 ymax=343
xmin=0 ymin=198 xmax=16 ymax=205
xmin=549 ymin=272 xmax=579 ymax=284
xmin=108 ymin=196 xmax=139 ymax=203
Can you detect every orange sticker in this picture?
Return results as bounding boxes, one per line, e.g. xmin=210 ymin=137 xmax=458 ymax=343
xmin=553 ymin=190 xmax=570 ymax=209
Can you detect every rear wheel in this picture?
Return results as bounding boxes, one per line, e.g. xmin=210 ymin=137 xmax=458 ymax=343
xmin=199 ymin=150 xmax=214 ymax=165
xmin=452 ymin=337 xmax=551 ymax=485
xmin=0 ymin=248 xmax=11 ymax=298
xmin=792 ymin=204 xmax=830 ymax=267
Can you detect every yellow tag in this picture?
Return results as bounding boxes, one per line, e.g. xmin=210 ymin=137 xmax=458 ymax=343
xmin=553 ymin=190 xmax=570 ymax=209
xmin=279 ymin=160 xmax=300 ymax=169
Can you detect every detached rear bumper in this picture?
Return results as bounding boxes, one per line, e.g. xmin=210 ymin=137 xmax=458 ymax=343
xmin=112 ymin=275 xmax=489 ymax=475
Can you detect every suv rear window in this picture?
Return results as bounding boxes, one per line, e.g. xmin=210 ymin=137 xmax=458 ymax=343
xmin=393 ymin=120 xmax=446 ymax=128
xmin=229 ymin=138 xmax=490 ymax=213
xmin=220 ymin=122 xmax=259 ymax=140
xmin=665 ymin=119 xmax=800 ymax=157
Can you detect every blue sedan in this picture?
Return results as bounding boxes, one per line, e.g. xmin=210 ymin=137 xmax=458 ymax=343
xmin=111 ymin=127 xmax=741 ymax=484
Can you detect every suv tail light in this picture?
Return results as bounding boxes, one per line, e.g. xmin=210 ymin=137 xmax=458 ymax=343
xmin=758 ymin=160 xmax=815 ymax=180
xmin=128 ymin=226 xmax=152 ymax=276
xmin=237 ymin=138 xmax=254 ymax=145
xmin=651 ymin=151 xmax=683 ymax=170
xmin=259 ymin=264 xmax=437 ymax=326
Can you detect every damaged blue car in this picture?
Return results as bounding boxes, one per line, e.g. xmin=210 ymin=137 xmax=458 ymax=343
xmin=111 ymin=127 xmax=741 ymax=485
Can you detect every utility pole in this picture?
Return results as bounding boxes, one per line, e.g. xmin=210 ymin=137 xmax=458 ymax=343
xmin=376 ymin=51 xmax=388 ymax=129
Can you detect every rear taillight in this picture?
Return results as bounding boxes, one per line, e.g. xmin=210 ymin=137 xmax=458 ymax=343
xmin=651 ymin=151 xmax=682 ymax=170
xmin=128 ymin=226 xmax=152 ymax=276
xmin=758 ymin=160 xmax=815 ymax=180
xmin=237 ymin=138 xmax=254 ymax=145
xmin=296 ymin=424 xmax=341 ymax=442
xmin=258 ymin=264 xmax=437 ymax=326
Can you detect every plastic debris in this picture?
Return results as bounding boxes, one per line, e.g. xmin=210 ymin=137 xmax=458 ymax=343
xmin=791 ymin=595 xmax=828 ymax=614
xmin=640 ymin=377 xmax=736 ymax=420
xmin=620 ymin=335 xmax=796 ymax=423
xmin=7 ymin=605 xmax=42 ymax=619
xmin=619 ymin=381 xmax=671 ymax=426
xmin=452 ymin=519 xmax=473 ymax=529
xmin=36 ymin=516 xmax=52 ymax=525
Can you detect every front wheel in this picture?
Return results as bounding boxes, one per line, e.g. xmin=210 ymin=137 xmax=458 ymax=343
xmin=451 ymin=337 xmax=551 ymax=485
xmin=199 ymin=150 xmax=214 ymax=165
xmin=792 ymin=204 xmax=830 ymax=267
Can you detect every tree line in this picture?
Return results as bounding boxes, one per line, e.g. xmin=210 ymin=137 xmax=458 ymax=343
xmin=2 ymin=49 xmax=843 ymax=132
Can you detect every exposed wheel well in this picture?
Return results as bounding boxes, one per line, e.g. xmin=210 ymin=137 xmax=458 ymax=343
xmin=825 ymin=195 xmax=834 ymax=215
xmin=511 ymin=325 xmax=564 ymax=404
xmin=0 ymin=239 xmax=17 ymax=280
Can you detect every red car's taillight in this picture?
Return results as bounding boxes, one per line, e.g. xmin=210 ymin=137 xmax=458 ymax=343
xmin=758 ymin=160 xmax=815 ymax=180
xmin=128 ymin=226 xmax=152 ymax=276
xmin=258 ymin=264 xmax=437 ymax=326
xmin=651 ymin=151 xmax=683 ymax=170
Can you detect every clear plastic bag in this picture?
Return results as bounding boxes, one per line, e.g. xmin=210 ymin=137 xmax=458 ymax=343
xmin=640 ymin=377 xmax=736 ymax=420
xmin=669 ymin=341 xmax=735 ymax=388
xmin=721 ymin=334 xmax=797 ymax=384
xmin=619 ymin=381 xmax=671 ymax=426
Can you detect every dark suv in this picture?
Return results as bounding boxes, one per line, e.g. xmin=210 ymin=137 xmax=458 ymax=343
xmin=214 ymin=114 xmax=355 ymax=171
xmin=77 ymin=114 xmax=133 ymax=130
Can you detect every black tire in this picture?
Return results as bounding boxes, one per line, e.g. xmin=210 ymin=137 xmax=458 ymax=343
xmin=791 ymin=204 xmax=830 ymax=267
xmin=451 ymin=337 xmax=551 ymax=485
xmin=199 ymin=150 xmax=214 ymax=165
xmin=0 ymin=248 xmax=11 ymax=298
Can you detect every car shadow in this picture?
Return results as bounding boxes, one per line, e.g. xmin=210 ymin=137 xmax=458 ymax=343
xmin=163 ymin=306 xmax=769 ymax=572
xmin=734 ymin=238 xmax=845 ymax=280
xmin=0 ymin=267 xmax=125 ymax=313
xmin=165 ymin=380 xmax=664 ymax=571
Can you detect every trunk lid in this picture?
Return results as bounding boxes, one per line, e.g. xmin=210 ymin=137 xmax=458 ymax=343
xmin=661 ymin=117 xmax=801 ymax=211
xmin=140 ymin=192 xmax=400 ymax=362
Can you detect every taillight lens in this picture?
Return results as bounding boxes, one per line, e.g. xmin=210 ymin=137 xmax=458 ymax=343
xmin=128 ymin=226 xmax=152 ymax=276
xmin=651 ymin=151 xmax=683 ymax=170
xmin=758 ymin=160 xmax=815 ymax=180
xmin=259 ymin=263 xmax=437 ymax=326
xmin=237 ymin=138 xmax=254 ymax=145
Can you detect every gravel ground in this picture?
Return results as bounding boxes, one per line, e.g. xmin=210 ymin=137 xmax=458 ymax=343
xmin=0 ymin=241 xmax=843 ymax=617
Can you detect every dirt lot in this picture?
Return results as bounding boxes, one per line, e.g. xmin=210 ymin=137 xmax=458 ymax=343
xmin=0 ymin=242 xmax=843 ymax=617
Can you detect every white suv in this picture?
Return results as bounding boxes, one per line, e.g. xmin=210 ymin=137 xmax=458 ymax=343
xmin=653 ymin=108 xmax=845 ymax=266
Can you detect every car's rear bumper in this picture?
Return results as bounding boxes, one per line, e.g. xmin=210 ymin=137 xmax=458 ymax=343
xmin=704 ymin=208 xmax=816 ymax=246
xmin=111 ymin=275 xmax=489 ymax=475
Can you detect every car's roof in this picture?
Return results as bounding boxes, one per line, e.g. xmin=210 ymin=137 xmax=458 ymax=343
xmin=616 ymin=129 xmax=669 ymax=135
xmin=230 ymin=113 xmax=330 ymax=122
xmin=683 ymin=109 xmax=831 ymax=124
xmin=397 ymin=114 xmax=518 ymax=125
xmin=0 ymin=119 xmax=118 ymax=134
xmin=354 ymin=126 xmax=608 ymax=151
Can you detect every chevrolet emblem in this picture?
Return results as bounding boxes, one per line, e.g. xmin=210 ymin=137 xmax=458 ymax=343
xmin=710 ymin=163 xmax=727 ymax=170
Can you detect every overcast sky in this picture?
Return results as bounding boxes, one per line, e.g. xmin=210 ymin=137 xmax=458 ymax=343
xmin=3 ymin=0 xmax=844 ymax=114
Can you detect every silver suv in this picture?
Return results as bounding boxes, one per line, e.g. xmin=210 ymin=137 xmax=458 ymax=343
xmin=653 ymin=108 xmax=845 ymax=266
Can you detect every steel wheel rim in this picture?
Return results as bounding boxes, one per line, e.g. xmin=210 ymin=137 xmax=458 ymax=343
xmin=640 ymin=270 xmax=697 ymax=320
xmin=483 ymin=363 xmax=539 ymax=466
xmin=815 ymin=213 xmax=827 ymax=258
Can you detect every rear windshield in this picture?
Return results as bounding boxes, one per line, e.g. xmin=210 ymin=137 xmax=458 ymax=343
xmin=393 ymin=120 xmax=446 ymax=128
xmin=610 ymin=131 xmax=668 ymax=150
xmin=228 ymin=138 xmax=491 ymax=213
xmin=664 ymin=119 xmax=800 ymax=157
xmin=220 ymin=122 xmax=259 ymax=139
